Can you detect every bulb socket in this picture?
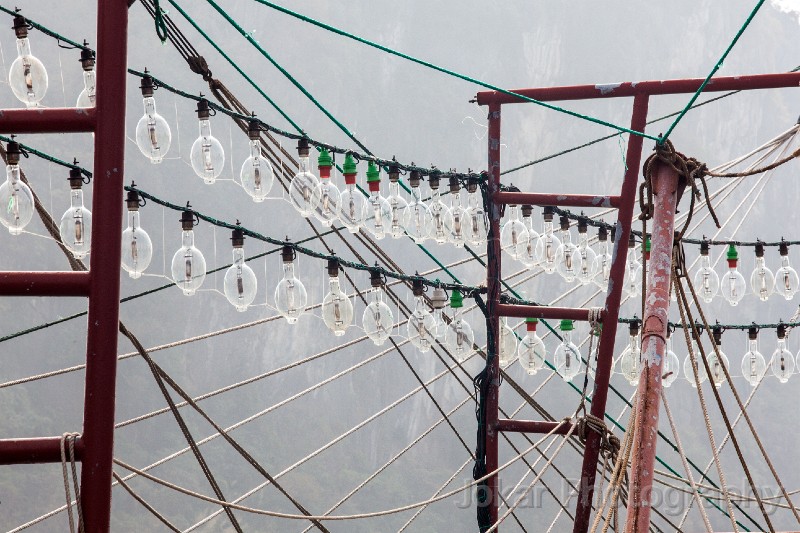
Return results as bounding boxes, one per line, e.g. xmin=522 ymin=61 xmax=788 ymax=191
xmin=542 ymin=206 xmax=554 ymax=222
xmin=559 ymin=216 xmax=570 ymax=231
xmin=369 ymin=268 xmax=383 ymax=288
xmin=12 ymin=15 xmax=27 ymax=39
xmin=180 ymin=210 xmax=195 ymax=231
xmin=68 ymin=167 xmax=83 ymax=190
xmin=297 ymin=138 xmax=310 ymax=158
xmin=748 ymin=326 xmax=758 ymax=341
xmin=409 ymin=169 xmax=421 ymax=188
xmin=230 ymin=227 xmax=245 ymax=248
xmin=712 ymin=325 xmax=723 ymax=346
xmin=326 ymin=258 xmax=340 ymax=277
xmin=79 ymin=47 xmax=95 ymax=71
xmin=196 ymin=99 xmax=211 ymax=120
xmin=610 ymin=226 xmax=617 ymax=243
xmin=140 ymin=74 xmax=155 ymax=97
xmin=126 ymin=190 xmax=140 ymax=211
xmin=281 ymin=245 xmax=296 ymax=263
xmin=448 ymin=175 xmax=460 ymax=194
xmin=755 ymin=241 xmax=765 ymax=258
xmin=467 ymin=177 xmax=479 ymax=193
xmin=578 ymin=217 xmax=588 ymax=234
xmin=780 ymin=240 xmax=789 ymax=257
xmin=700 ymin=239 xmax=710 ymax=256
xmin=628 ymin=232 xmax=636 ymax=248
xmin=777 ymin=323 xmax=787 ymax=339
xmin=6 ymin=140 xmax=21 ymax=165
xmin=431 ymin=286 xmax=447 ymax=309
xmin=388 ymin=159 xmax=400 ymax=183
xmin=598 ymin=225 xmax=608 ymax=242
xmin=521 ymin=204 xmax=533 ymax=218
xmin=247 ymin=118 xmax=261 ymax=140
xmin=411 ymin=278 xmax=424 ymax=297
xmin=629 ymin=320 xmax=640 ymax=337
xmin=428 ymin=173 xmax=440 ymax=190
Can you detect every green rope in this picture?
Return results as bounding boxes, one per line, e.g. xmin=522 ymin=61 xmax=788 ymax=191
xmin=153 ymin=0 xmax=169 ymax=43
xmin=0 ymin=5 xmax=89 ymax=51
xmin=660 ymin=0 xmax=766 ymax=143
xmin=248 ymin=0 xmax=660 ymax=143
xmin=0 ymin=134 xmax=90 ymax=178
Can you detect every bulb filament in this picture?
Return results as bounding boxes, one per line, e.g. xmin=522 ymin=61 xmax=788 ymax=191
xmin=23 ymin=57 xmax=33 ymax=94
xmin=73 ymin=212 xmax=83 ymax=246
xmin=130 ymin=238 xmax=139 ymax=268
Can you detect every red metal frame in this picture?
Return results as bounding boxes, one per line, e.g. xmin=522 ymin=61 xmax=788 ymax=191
xmin=0 ymin=2 xmax=128 ymax=531
xmin=477 ymin=71 xmax=800 ymax=533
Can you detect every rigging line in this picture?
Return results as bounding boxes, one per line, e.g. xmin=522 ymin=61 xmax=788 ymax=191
xmin=660 ymin=0 xmax=767 ymax=143
xmin=655 ymin=469 xmax=800 ymax=506
xmin=116 ymin=421 xmax=567 ymax=522
xmin=246 ymin=0 xmax=659 ymax=142
xmin=397 ymin=457 xmax=473 ymax=532
xmin=111 ymin=471 xmax=182 ymax=533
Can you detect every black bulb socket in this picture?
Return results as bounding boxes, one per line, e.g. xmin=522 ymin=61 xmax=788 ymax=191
xmin=778 ymin=323 xmax=787 ymax=339
xmin=196 ymin=99 xmax=211 ymax=120
xmin=755 ymin=241 xmax=765 ymax=258
xmin=126 ymin=190 xmax=140 ymax=211
xmin=521 ymin=205 xmax=533 ymax=218
xmin=559 ymin=215 xmax=570 ymax=231
xmin=370 ymin=269 xmax=383 ymax=288
xmin=448 ymin=175 xmax=460 ymax=193
xmin=700 ymin=240 xmax=710 ymax=256
xmin=231 ymin=227 xmax=245 ymax=248
xmin=68 ymin=167 xmax=83 ymax=190
xmin=327 ymin=258 xmax=340 ymax=277
xmin=79 ymin=47 xmax=95 ymax=71
xmin=542 ymin=206 xmax=555 ymax=222
xmin=428 ymin=173 xmax=440 ymax=190
xmin=180 ymin=210 xmax=195 ymax=231
xmin=712 ymin=325 xmax=723 ymax=346
xmin=748 ymin=326 xmax=758 ymax=341
xmin=6 ymin=140 xmax=21 ymax=165
xmin=578 ymin=217 xmax=588 ymax=234
xmin=388 ymin=159 xmax=400 ymax=183
xmin=12 ymin=15 xmax=27 ymax=39
xmin=140 ymin=74 xmax=155 ymax=97
xmin=780 ymin=240 xmax=789 ymax=257
xmin=247 ymin=119 xmax=261 ymax=140
xmin=598 ymin=225 xmax=608 ymax=242
xmin=281 ymin=244 xmax=296 ymax=263
xmin=412 ymin=278 xmax=424 ymax=297
xmin=409 ymin=170 xmax=421 ymax=188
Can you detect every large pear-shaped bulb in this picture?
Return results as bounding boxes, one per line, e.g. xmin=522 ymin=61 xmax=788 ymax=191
xmin=0 ymin=162 xmax=34 ymax=235
xmin=59 ymin=184 xmax=92 ymax=259
xmin=427 ymin=176 xmax=452 ymax=245
xmin=190 ymin=124 xmax=224 ymax=184
xmin=741 ymin=335 xmax=766 ymax=387
xmin=465 ymin=183 xmax=487 ymax=247
xmin=518 ymin=319 xmax=545 ymax=375
xmin=135 ymin=101 xmax=171 ymax=164
xmin=750 ymin=244 xmax=774 ymax=301
xmin=773 ymin=329 xmax=794 ymax=383
xmin=498 ymin=318 xmax=518 ymax=366
xmin=274 ymin=252 xmax=308 ymax=323
xmin=444 ymin=291 xmax=474 ymax=361
xmin=407 ymin=294 xmax=436 ymax=352
xmin=618 ymin=323 xmax=641 ymax=386
xmin=387 ymin=169 xmax=410 ymax=239
xmin=693 ymin=244 xmax=719 ymax=303
xmin=121 ymin=208 xmax=152 ymax=279
xmin=321 ymin=268 xmax=353 ymax=336
xmin=171 ymin=229 xmax=206 ymax=296
xmin=662 ymin=336 xmax=680 ymax=388
xmin=9 ymin=24 xmax=47 ymax=107
xmin=576 ymin=223 xmax=597 ymax=285
xmin=223 ymin=233 xmax=257 ymax=312
xmin=363 ymin=284 xmax=393 ymax=346
xmin=241 ymin=137 xmax=274 ymax=202
xmin=76 ymin=54 xmax=96 ymax=108
xmin=592 ymin=227 xmax=612 ymax=291
xmin=776 ymin=243 xmax=799 ymax=300
xmin=554 ymin=320 xmax=581 ymax=382
xmin=555 ymin=217 xmax=580 ymax=282
xmin=684 ymin=335 xmax=708 ymax=387
xmin=500 ymin=205 xmax=528 ymax=260
xmin=535 ymin=209 xmax=561 ymax=273
xmin=407 ymin=176 xmax=432 ymax=243
xmin=362 ymin=163 xmax=392 ymax=240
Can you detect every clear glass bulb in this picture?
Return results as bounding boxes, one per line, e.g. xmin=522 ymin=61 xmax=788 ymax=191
xmin=554 ymin=325 xmax=581 ymax=382
xmin=773 ymin=335 xmax=794 ymax=383
xmin=498 ymin=318 xmax=518 ymax=366
xmin=407 ymin=183 xmax=431 ymax=243
xmin=684 ymin=336 xmax=708 ymax=387
xmin=694 ymin=254 xmax=719 ymax=303
xmin=535 ymin=214 xmax=561 ymax=273
xmin=500 ymin=205 xmax=528 ymax=261
xmin=618 ymin=331 xmax=641 ymax=386
xmin=190 ymin=117 xmax=225 ymax=184
xmin=0 ymin=163 xmax=34 ymax=235
xmin=322 ymin=274 xmax=353 ymax=336
xmin=624 ymin=245 xmax=642 ymax=298
xmin=518 ymin=323 xmax=546 ymax=375
xmin=750 ymin=255 xmax=775 ymax=302
xmin=593 ymin=236 xmax=612 ymax=291
xmin=707 ymin=347 xmax=728 ymax=388
xmin=465 ymin=186 xmax=487 ymax=247
xmin=387 ymin=180 xmax=410 ymax=239
xmin=339 ymin=180 xmax=365 ymax=232
xmin=121 ymin=209 xmax=152 ymax=279
xmin=445 ymin=307 xmax=475 ymax=362
xmin=363 ymin=286 xmax=394 ymax=345
xmin=449 ymin=186 xmax=468 ymax=248
xmin=362 ymin=182 xmax=392 ymax=240
xmin=274 ymin=258 xmax=308 ymax=323
xmin=662 ymin=335 xmax=680 ymax=388
xmin=224 ymin=247 xmax=257 ymax=312
xmin=315 ymin=177 xmax=341 ymax=227
xmin=240 ymin=138 xmax=274 ymax=202
xmin=135 ymin=95 xmax=172 ymax=164
xmin=171 ymin=230 xmax=206 ymax=296
xmin=555 ymin=223 xmax=580 ymax=282
xmin=407 ymin=295 xmax=436 ymax=352
xmin=721 ymin=263 xmax=746 ymax=306
xmin=59 ymin=187 xmax=92 ymax=259
xmin=76 ymin=68 xmax=96 ymax=108
xmin=428 ymin=183 xmax=453 ymax=244
xmin=9 ymin=35 xmax=47 ymax=107
xmin=576 ymin=230 xmax=597 ymax=285
xmin=775 ymin=254 xmax=799 ymax=301
xmin=519 ymin=209 xmax=540 ymax=268
xmin=741 ymin=336 xmax=766 ymax=387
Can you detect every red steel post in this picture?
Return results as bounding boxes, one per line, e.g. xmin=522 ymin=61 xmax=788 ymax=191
xmin=0 ymin=271 xmax=90 ymax=296
xmin=0 ymin=107 xmax=96 ymax=133
xmin=624 ymin=161 xmax=682 ymax=533
xmin=496 ymin=419 xmax=573 ymax=435
xmin=484 ymin=102 xmax=502 ymax=528
xmin=79 ymin=0 xmax=129 ymax=530
xmin=497 ymin=303 xmax=604 ymax=322
xmin=572 ymin=93 xmax=650 ymax=533
xmin=0 ymin=436 xmax=83 ymax=464
xmin=493 ymin=191 xmax=621 ymax=209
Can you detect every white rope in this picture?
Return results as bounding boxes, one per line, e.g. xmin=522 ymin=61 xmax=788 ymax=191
xmin=59 ymin=432 xmax=83 ymax=533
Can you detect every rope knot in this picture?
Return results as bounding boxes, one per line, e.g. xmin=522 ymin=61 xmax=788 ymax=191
xmin=576 ymin=414 xmax=620 ymax=465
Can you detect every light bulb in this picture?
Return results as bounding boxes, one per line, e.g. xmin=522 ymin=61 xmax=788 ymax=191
xmin=518 ymin=205 xmax=540 ymax=268
xmin=775 ymin=240 xmax=799 ymax=300
xmin=684 ymin=329 xmax=708 ymax=387
xmin=773 ymin=323 xmax=794 ymax=383
xmin=693 ymin=240 xmax=719 ymax=303
xmin=362 ymin=162 xmax=392 ymax=240
xmin=121 ymin=187 xmax=153 ymax=279
xmin=554 ymin=319 xmax=581 ymax=381
xmin=240 ymin=119 xmax=274 ymax=202
xmin=500 ymin=204 xmax=529 ymax=261
xmin=338 ymin=153 xmax=365 ymax=232
xmin=171 ymin=209 xmax=206 ymax=296
xmin=407 ymin=279 xmax=436 ymax=352
xmin=9 ymin=16 xmax=47 ymax=107
xmin=447 ymin=177 xmax=468 ymax=247
xmin=518 ymin=318 xmax=546 ymax=375
xmin=363 ymin=269 xmax=394 ymax=346
xmin=555 ymin=216 xmax=580 ymax=282
xmin=618 ymin=320 xmax=641 ymax=386
xmin=750 ymin=241 xmax=774 ymax=302
xmin=623 ymin=233 xmax=642 ymax=298
xmin=720 ymin=244 xmax=746 ymax=306
xmin=741 ymin=327 xmax=766 ymax=386
xmin=663 ymin=332 xmax=680 ymax=388
xmin=222 ymin=228 xmax=257 ymax=312
xmin=444 ymin=290 xmax=475 ymax=362
xmin=427 ymin=174 xmax=453 ymax=244
xmin=407 ymin=170 xmax=431 ymax=243
xmin=0 ymin=140 xmax=34 ymax=235
xmin=386 ymin=161 xmax=410 ymax=239
xmin=592 ymin=225 xmax=612 ymax=291
xmin=321 ymin=259 xmax=353 ymax=336
xmin=135 ymin=72 xmax=171 ymax=164
xmin=313 ymin=148 xmax=340 ymax=226
xmin=76 ymin=46 xmax=95 ymax=108
xmin=59 ymin=166 xmax=92 ymax=259
xmin=575 ymin=218 xmax=597 ymax=285
xmin=535 ymin=207 xmax=561 ymax=273
xmin=274 ymin=245 xmax=308 ymax=323
xmin=707 ymin=329 xmax=729 ymax=388
xmin=464 ymin=178 xmax=487 ymax=247
xmin=190 ymin=99 xmax=225 ymax=184
xmin=430 ymin=286 xmax=448 ymax=338
xmin=498 ymin=317 xmax=518 ymax=366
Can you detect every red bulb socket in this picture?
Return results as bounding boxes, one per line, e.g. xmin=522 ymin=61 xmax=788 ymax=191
xmin=344 ymin=173 xmax=357 ymax=185
xmin=319 ymin=166 xmax=331 ymax=179
xmin=526 ymin=321 xmax=537 ymax=332
xmin=368 ymin=181 xmax=381 ymax=193
xmin=727 ymin=259 xmax=737 ymax=269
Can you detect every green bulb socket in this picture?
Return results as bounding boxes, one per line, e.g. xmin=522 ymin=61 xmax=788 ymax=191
xmin=450 ymin=290 xmax=463 ymax=309
xmin=342 ymin=153 xmax=357 ymax=175
xmin=317 ymin=147 xmax=333 ymax=168
xmin=645 ymin=237 xmax=651 ymax=253
xmin=560 ymin=319 xmax=574 ymax=332
xmin=726 ymin=244 xmax=738 ymax=261
xmin=525 ymin=317 xmax=538 ymax=324
xmin=366 ymin=161 xmax=380 ymax=183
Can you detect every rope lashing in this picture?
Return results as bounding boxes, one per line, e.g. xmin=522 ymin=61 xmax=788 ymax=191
xmin=575 ymin=413 xmax=621 ymax=473
xmin=60 ymin=432 xmax=84 ymax=533
xmin=588 ymin=307 xmax=603 ymax=336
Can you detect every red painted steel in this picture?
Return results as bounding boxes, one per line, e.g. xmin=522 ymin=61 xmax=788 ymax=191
xmin=497 ymin=419 xmax=573 ymax=435
xmin=79 ymin=1 xmax=129 ymax=530
xmin=572 ymin=93 xmax=650 ymax=533
xmin=494 ymin=191 xmax=621 ymax=209
xmin=485 ymin=102 xmax=502 ymax=527
xmin=497 ymin=303 xmax=603 ymax=322
xmin=624 ymin=162 xmax=682 ymax=533
xmin=0 ymin=107 xmax=96 ymax=133
xmin=0 ymin=271 xmax=90 ymax=296
xmin=476 ymin=72 xmax=800 ymax=105
xmin=0 ymin=436 xmax=83 ymax=464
